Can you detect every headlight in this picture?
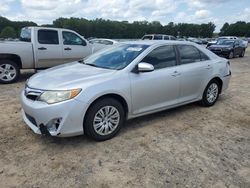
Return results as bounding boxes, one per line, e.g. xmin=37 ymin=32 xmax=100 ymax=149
xmin=38 ymin=89 xmax=81 ymax=104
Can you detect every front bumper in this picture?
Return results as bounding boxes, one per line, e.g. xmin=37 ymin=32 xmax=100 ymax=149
xmin=21 ymin=90 xmax=88 ymax=137
xmin=210 ymin=50 xmax=231 ymax=57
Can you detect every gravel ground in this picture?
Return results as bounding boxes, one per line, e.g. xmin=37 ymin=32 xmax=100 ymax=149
xmin=0 ymin=49 xmax=250 ymax=188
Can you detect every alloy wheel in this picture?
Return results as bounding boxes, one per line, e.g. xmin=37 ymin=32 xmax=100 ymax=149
xmin=206 ymin=83 xmax=219 ymax=104
xmin=93 ymin=106 xmax=120 ymax=136
xmin=0 ymin=64 xmax=17 ymax=82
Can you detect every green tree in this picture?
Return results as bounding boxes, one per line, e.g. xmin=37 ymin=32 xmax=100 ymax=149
xmin=0 ymin=26 xmax=16 ymax=38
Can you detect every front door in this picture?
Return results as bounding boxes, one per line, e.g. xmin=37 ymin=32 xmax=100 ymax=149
xmin=62 ymin=31 xmax=91 ymax=63
xmin=130 ymin=45 xmax=180 ymax=115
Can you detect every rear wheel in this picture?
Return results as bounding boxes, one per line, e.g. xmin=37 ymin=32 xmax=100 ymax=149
xmin=84 ymin=98 xmax=125 ymax=141
xmin=0 ymin=60 xmax=20 ymax=84
xmin=200 ymin=80 xmax=220 ymax=107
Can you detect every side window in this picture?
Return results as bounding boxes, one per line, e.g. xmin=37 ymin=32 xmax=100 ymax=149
xmin=101 ymin=40 xmax=113 ymax=45
xmin=177 ymin=45 xmax=201 ymax=64
xmin=38 ymin=30 xmax=59 ymax=45
xmin=200 ymin=51 xmax=210 ymax=61
xmin=142 ymin=45 xmax=176 ymax=69
xmin=164 ymin=36 xmax=169 ymax=40
xmin=153 ymin=35 xmax=163 ymax=40
xmin=171 ymin=36 xmax=176 ymax=40
xmin=63 ymin=31 xmax=86 ymax=46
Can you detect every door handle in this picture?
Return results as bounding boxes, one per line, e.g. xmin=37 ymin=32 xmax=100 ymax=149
xmin=64 ymin=47 xmax=72 ymax=51
xmin=38 ymin=47 xmax=47 ymax=50
xmin=171 ymin=71 xmax=181 ymax=77
xmin=205 ymin=65 xmax=212 ymax=70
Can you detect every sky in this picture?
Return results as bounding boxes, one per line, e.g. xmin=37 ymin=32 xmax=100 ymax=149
xmin=0 ymin=0 xmax=250 ymax=32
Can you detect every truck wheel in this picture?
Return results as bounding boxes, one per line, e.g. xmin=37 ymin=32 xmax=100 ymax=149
xmin=0 ymin=60 xmax=20 ymax=84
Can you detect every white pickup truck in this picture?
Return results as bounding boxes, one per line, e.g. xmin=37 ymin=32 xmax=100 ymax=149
xmin=0 ymin=27 xmax=98 ymax=83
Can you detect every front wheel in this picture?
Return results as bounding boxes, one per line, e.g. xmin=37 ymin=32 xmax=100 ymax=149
xmin=228 ymin=51 xmax=234 ymax=59
xmin=200 ymin=80 xmax=220 ymax=107
xmin=84 ymin=98 xmax=125 ymax=141
xmin=0 ymin=60 xmax=20 ymax=84
xmin=239 ymin=50 xmax=245 ymax=58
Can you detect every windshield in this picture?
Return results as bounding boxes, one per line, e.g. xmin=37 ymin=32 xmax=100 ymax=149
xmin=217 ymin=40 xmax=234 ymax=45
xmin=20 ymin=28 xmax=31 ymax=42
xmin=142 ymin=36 xmax=153 ymax=40
xmin=82 ymin=44 xmax=149 ymax=70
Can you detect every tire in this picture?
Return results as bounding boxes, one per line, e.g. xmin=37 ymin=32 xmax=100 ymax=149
xmin=84 ymin=98 xmax=125 ymax=141
xmin=0 ymin=60 xmax=20 ymax=84
xmin=227 ymin=51 xmax=234 ymax=59
xmin=239 ymin=50 xmax=245 ymax=58
xmin=200 ymin=80 xmax=220 ymax=107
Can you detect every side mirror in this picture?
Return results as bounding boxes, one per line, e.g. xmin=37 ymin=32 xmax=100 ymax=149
xmin=137 ymin=62 xmax=154 ymax=73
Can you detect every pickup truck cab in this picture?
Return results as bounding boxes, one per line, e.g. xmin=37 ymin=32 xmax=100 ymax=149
xmin=0 ymin=27 xmax=94 ymax=83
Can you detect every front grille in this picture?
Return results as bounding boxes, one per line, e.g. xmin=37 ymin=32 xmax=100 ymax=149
xmin=211 ymin=48 xmax=222 ymax=52
xmin=25 ymin=113 xmax=37 ymax=126
xmin=25 ymin=87 xmax=42 ymax=101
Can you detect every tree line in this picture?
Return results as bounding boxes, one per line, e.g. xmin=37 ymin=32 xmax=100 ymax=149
xmin=220 ymin=21 xmax=250 ymax=37
xmin=0 ymin=16 xmax=248 ymax=39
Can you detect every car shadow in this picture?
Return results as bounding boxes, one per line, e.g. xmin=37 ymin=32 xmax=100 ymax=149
xmin=18 ymin=70 xmax=36 ymax=83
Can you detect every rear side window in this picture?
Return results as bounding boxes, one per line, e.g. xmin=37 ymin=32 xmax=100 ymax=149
xmin=38 ymin=30 xmax=59 ymax=45
xmin=177 ymin=45 xmax=201 ymax=64
xmin=142 ymin=45 xmax=176 ymax=69
xmin=200 ymin=51 xmax=210 ymax=61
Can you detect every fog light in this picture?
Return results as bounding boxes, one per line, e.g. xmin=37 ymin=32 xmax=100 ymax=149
xmin=46 ymin=118 xmax=62 ymax=132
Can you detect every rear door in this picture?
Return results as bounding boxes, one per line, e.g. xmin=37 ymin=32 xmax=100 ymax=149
xmin=62 ymin=31 xmax=91 ymax=63
xmin=35 ymin=29 xmax=63 ymax=68
xmin=176 ymin=45 xmax=212 ymax=103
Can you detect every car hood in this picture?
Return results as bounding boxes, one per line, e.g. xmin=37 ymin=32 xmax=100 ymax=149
xmin=210 ymin=44 xmax=232 ymax=48
xmin=27 ymin=62 xmax=117 ymax=90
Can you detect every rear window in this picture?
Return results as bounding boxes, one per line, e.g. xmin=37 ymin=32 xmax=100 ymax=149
xmin=38 ymin=30 xmax=59 ymax=45
xmin=20 ymin=28 xmax=31 ymax=42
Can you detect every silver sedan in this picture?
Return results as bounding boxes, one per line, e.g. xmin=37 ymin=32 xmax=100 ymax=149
xmin=21 ymin=41 xmax=231 ymax=141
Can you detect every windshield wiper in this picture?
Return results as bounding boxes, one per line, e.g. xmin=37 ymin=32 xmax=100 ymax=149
xmin=85 ymin=63 xmax=100 ymax=68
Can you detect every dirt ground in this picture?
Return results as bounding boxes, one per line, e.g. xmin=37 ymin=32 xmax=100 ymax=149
xmin=0 ymin=49 xmax=250 ymax=188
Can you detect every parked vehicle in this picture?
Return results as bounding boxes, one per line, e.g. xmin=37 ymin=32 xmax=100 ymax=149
xmin=207 ymin=36 xmax=238 ymax=48
xmin=89 ymin=38 xmax=118 ymax=51
xmin=207 ymin=39 xmax=246 ymax=59
xmin=241 ymin=38 xmax=248 ymax=48
xmin=142 ymin=34 xmax=176 ymax=40
xmin=0 ymin=27 xmax=96 ymax=84
xmin=21 ymin=40 xmax=231 ymax=141
xmin=187 ymin=37 xmax=203 ymax=45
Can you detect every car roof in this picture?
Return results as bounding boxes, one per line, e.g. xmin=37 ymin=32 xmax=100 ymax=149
xmin=122 ymin=40 xmax=195 ymax=46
